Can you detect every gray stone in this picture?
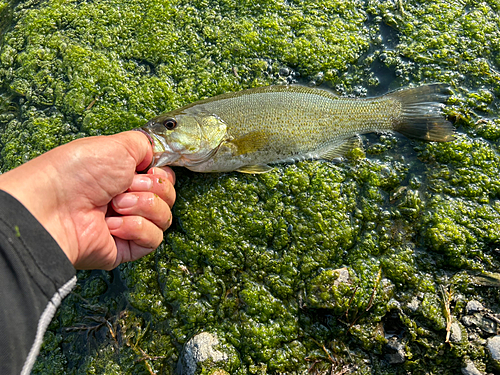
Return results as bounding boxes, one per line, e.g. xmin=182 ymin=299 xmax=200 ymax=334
xmin=177 ymin=332 xmax=229 ymax=375
xmin=385 ymin=337 xmax=405 ymax=364
xmin=406 ymin=296 xmax=420 ymax=312
xmin=462 ymin=315 xmax=475 ymax=327
xmin=476 ymin=315 xmax=497 ymax=334
xmin=462 ymin=313 xmax=497 ymax=334
xmin=461 ymin=361 xmax=483 ymax=375
xmin=449 ymin=321 xmax=462 ymax=343
xmin=278 ymin=67 xmax=290 ymax=77
xmin=466 ymin=300 xmax=484 ymax=314
xmin=487 ymin=335 xmax=500 ymax=368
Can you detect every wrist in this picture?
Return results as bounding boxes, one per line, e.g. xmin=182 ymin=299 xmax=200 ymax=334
xmin=0 ymin=160 xmax=77 ymax=265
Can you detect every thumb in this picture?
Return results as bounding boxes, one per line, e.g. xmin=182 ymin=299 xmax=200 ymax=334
xmin=111 ymin=131 xmax=154 ymax=172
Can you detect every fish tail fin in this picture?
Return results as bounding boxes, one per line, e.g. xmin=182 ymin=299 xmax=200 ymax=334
xmin=388 ymin=84 xmax=455 ymax=142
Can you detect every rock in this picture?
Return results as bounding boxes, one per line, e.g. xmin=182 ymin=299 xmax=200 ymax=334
xmin=461 ymin=361 xmax=483 ymax=375
xmin=305 ymin=267 xmax=353 ymax=310
xmin=278 ymin=67 xmax=290 ymax=77
xmin=449 ymin=321 xmax=463 ymax=343
xmin=407 ymin=296 xmax=420 ymax=312
xmin=466 ymin=300 xmax=484 ymax=314
xmin=462 ymin=315 xmax=475 ymax=327
xmin=478 ymin=316 xmax=497 ymax=334
xmin=462 ymin=313 xmax=497 ymax=334
xmin=385 ymin=337 xmax=405 ymax=364
xmin=487 ymin=335 xmax=500 ymax=368
xmin=177 ymin=332 xmax=229 ymax=375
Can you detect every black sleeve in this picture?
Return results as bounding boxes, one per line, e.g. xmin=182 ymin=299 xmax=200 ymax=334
xmin=0 ymin=190 xmax=76 ymax=375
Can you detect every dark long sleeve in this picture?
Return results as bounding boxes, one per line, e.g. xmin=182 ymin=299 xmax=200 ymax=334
xmin=0 ymin=190 xmax=76 ymax=375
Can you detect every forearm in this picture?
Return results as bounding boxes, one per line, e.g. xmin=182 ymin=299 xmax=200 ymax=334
xmin=0 ymin=190 xmax=76 ymax=375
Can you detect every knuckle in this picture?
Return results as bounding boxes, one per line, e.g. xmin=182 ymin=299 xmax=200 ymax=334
xmin=133 ymin=216 xmax=145 ymax=230
xmin=136 ymin=192 xmax=157 ymax=209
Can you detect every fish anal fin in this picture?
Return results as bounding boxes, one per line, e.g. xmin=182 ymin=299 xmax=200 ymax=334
xmin=236 ymin=164 xmax=274 ymax=174
xmin=320 ymin=136 xmax=363 ymax=161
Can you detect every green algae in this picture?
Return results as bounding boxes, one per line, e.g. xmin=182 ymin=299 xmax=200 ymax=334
xmin=0 ymin=0 xmax=499 ymax=373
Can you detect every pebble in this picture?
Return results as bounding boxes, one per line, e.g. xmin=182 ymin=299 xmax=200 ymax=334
xmin=461 ymin=361 xmax=483 ymax=375
xmin=177 ymin=332 xmax=229 ymax=375
xmin=407 ymin=296 xmax=420 ymax=312
xmin=385 ymin=337 xmax=405 ymax=364
xmin=449 ymin=321 xmax=462 ymax=343
xmin=487 ymin=335 xmax=500 ymax=366
xmin=466 ymin=300 xmax=484 ymax=314
xmin=278 ymin=67 xmax=290 ymax=77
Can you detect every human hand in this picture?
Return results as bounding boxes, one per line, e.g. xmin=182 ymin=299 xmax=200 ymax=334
xmin=0 ymin=131 xmax=175 ymax=270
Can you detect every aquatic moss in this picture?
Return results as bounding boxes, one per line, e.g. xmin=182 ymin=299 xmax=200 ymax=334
xmin=30 ymin=332 xmax=67 ymax=374
xmin=0 ymin=0 xmax=499 ymax=373
xmin=367 ymin=0 xmax=500 ymax=88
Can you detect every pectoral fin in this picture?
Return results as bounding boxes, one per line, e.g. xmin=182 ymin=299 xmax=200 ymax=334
xmin=236 ymin=164 xmax=274 ymax=174
xmin=229 ymin=131 xmax=270 ymax=156
xmin=320 ymin=135 xmax=363 ymax=161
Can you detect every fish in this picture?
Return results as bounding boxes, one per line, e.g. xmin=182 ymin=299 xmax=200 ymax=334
xmin=140 ymin=84 xmax=455 ymax=173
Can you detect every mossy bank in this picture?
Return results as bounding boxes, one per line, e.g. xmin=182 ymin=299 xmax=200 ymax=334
xmin=1 ymin=0 xmax=500 ymax=374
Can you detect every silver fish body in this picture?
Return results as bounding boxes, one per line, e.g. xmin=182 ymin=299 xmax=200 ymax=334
xmin=141 ymin=84 xmax=454 ymax=173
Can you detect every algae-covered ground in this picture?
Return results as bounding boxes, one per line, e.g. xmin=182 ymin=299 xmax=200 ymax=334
xmin=1 ymin=0 xmax=500 ymax=374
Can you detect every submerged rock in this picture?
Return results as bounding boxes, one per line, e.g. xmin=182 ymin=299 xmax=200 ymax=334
xmin=462 ymin=313 xmax=498 ymax=335
xmin=385 ymin=337 xmax=405 ymax=364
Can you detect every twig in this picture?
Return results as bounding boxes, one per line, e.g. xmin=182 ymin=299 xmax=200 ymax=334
xmin=440 ymin=285 xmax=453 ymax=344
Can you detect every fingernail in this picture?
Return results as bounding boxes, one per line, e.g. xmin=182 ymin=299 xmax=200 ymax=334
xmin=106 ymin=217 xmax=123 ymax=230
xmin=114 ymin=194 xmax=138 ymax=208
xmin=131 ymin=176 xmax=153 ymax=191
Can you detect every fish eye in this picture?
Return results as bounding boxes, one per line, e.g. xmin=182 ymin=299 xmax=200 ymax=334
xmin=162 ymin=118 xmax=177 ymax=130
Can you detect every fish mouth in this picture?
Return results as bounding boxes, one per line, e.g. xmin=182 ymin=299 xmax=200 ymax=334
xmin=134 ymin=127 xmax=182 ymax=167
xmin=133 ymin=128 xmax=154 ymax=146
xmin=135 ymin=126 xmax=170 ymax=154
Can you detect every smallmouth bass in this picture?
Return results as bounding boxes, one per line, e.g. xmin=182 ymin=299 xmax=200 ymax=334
xmin=140 ymin=84 xmax=455 ymax=173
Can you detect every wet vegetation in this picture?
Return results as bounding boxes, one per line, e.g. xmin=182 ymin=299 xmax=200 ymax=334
xmin=1 ymin=0 xmax=500 ymax=373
